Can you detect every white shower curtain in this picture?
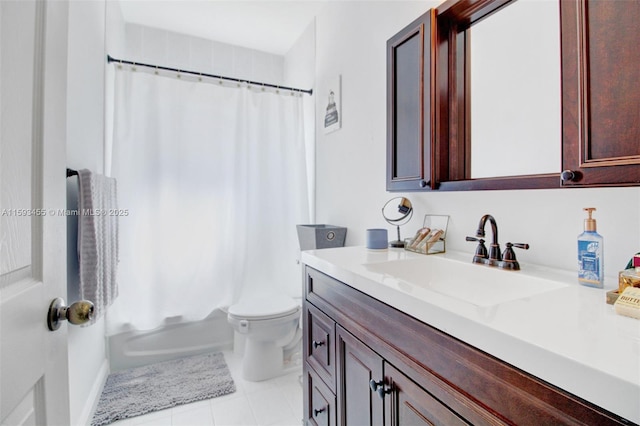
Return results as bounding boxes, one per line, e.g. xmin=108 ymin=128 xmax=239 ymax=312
xmin=106 ymin=68 xmax=310 ymax=334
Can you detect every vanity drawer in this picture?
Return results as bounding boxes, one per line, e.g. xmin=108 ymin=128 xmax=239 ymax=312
xmin=303 ymin=303 xmax=336 ymax=392
xmin=303 ymin=364 xmax=336 ymax=426
xmin=304 ymin=265 xmax=349 ymax=314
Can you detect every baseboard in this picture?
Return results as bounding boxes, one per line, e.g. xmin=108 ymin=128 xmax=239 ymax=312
xmin=77 ymin=358 xmax=109 ymax=426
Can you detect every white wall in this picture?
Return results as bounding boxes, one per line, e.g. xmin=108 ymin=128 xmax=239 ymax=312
xmin=314 ymin=1 xmax=640 ymax=280
xmin=314 ymin=1 xmax=436 ymax=237
xmin=123 ymin=23 xmax=285 ymax=85
xmin=284 ymin=20 xmax=316 ymax=222
xmin=66 ymin=1 xmax=116 ymax=424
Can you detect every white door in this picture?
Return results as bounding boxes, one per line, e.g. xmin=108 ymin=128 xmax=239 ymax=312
xmin=1 ymin=1 xmax=71 ymax=425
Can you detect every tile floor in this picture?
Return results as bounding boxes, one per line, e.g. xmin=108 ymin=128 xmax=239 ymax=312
xmin=111 ymin=351 xmax=303 ymax=426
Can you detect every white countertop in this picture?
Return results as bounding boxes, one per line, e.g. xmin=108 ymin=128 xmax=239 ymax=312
xmin=301 ymin=246 xmax=640 ymax=424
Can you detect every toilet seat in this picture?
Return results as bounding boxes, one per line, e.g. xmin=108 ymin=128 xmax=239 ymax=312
xmin=228 ymin=295 xmax=299 ymax=321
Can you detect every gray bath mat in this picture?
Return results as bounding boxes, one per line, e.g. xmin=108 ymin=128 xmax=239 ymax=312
xmin=91 ymin=352 xmax=236 ymax=426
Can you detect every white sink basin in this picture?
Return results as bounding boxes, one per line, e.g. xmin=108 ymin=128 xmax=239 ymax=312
xmin=364 ymin=256 xmax=568 ymax=307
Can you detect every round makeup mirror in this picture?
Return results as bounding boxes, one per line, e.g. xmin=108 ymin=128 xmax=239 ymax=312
xmin=382 ymin=197 xmax=413 ymax=248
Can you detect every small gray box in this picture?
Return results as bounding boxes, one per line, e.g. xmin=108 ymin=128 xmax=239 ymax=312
xmin=297 ymin=224 xmax=347 ymax=250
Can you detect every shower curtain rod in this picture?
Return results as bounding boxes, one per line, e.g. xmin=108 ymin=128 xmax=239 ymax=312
xmin=107 ymin=55 xmax=313 ymax=95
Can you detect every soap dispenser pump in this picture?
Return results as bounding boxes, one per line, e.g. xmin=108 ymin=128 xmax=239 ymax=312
xmin=578 ymin=207 xmax=604 ymax=288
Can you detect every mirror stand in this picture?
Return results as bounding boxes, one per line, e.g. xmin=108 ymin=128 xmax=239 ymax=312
xmin=382 ymin=197 xmax=413 ymax=248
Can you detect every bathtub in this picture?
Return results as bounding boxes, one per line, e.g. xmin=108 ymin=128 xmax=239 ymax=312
xmin=108 ymin=309 xmax=234 ymax=372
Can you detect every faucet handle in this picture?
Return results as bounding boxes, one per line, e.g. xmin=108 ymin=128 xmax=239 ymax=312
xmin=502 ymin=242 xmax=529 ymax=262
xmin=497 ymin=243 xmax=524 ymax=270
xmin=466 ymin=236 xmax=488 ymax=261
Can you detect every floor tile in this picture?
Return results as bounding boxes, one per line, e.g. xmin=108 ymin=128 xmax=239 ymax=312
xmin=281 ymin=383 xmax=304 ymax=420
xmin=246 ymin=388 xmax=295 ymax=426
xmin=172 ymin=404 xmax=214 ymax=426
xmin=209 ymin=387 xmax=245 ymax=406
xmin=171 ymin=399 xmax=211 ymax=414
xmin=131 ymin=412 xmax=172 ymax=426
xmin=102 ymin=350 xmax=302 ymax=426
xmin=211 ymin=394 xmax=257 ymax=426
xmin=264 ymin=414 xmax=302 ymax=426
xmin=126 ymin=408 xmax=173 ymax=425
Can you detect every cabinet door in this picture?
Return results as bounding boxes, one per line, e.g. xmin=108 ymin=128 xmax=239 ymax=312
xmin=384 ymin=363 xmax=468 ymax=426
xmin=304 ymin=365 xmax=337 ymax=426
xmin=304 ymin=303 xmax=336 ymax=392
xmin=336 ymin=326 xmax=384 ymax=426
xmin=387 ymin=9 xmax=436 ymax=191
xmin=561 ymin=0 xmax=640 ymax=186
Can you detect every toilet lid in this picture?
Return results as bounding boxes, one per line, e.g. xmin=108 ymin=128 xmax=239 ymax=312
xmin=228 ymin=295 xmax=299 ymax=320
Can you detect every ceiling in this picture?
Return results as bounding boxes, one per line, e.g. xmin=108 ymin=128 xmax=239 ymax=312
xmin=118 ymin=1 xmax=329 ymax=56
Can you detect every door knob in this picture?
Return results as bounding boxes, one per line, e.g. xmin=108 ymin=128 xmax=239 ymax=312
xmin=47 ymin=298 xmax=94 ymax=331
xmin=561 ymin=170 xmax=579 ymax=182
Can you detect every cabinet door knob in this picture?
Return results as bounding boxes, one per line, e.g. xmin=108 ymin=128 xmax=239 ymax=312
xmin=561 ymin=170 xmax=578 ymax=182
xmin=312 ymin=340 xmax=325 ymax=348
xmin=369 ymin=379 xmax=392 ymax=399
xmin=313 ymin=407 xmax=326 ymax=417
xmin=419 ymin=180 xmax=429 ymax=188
xmin=377 ymin=384 xmax=392 ymax=399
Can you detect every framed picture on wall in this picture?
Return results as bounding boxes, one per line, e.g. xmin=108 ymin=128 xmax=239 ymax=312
xmin=323 ymin=75 xmax=341 ymax=134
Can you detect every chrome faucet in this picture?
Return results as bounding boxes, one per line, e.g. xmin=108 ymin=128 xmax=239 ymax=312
xmin=466 ymin=214 xmax=529 ymax=270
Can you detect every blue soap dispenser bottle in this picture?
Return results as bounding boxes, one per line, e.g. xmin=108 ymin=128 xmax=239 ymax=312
xmin=577 ymin=207 xmax=604 ymax=288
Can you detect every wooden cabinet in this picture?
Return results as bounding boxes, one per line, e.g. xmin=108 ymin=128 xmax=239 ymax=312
xmin=304 ymin=304 xmax=336 ymax=393
xmin=384 ymin=363 xmax=467 ymax=426
xmin=303 ymin=303 xmax=337 ymax=426
xmin=389 ymin=0 xmax=640 ymax=191
xmin=304 ymin=367 xmax=336 ymax=426
xmin=336 ymin=326 xmax=383 ymax=425
xmin=560 ymin=0 xmax=640 ymax=186
xmin=386 ymin=9 xmax=435 ymax=191
xmin=335 ymin=325 xmax=465 ymax=426
xmin=303 ymin=265 xmax=628 ymax=426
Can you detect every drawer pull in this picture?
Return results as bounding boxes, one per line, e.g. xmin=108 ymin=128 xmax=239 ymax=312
xmin=312 ymin=340 xmax=325 ymax=348
xmin=313 ymin=407 xmax=326 ymax=417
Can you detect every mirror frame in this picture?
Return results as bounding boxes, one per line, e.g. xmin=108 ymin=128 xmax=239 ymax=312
xmin=434 ymin=0 xmax=560 ymax=190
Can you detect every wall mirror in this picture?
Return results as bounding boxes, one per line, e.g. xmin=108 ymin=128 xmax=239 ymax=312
xmin=435 ymin=0 xmax=562 ymax=190
xmin=470 ymin=0 xmax=560 ymax=178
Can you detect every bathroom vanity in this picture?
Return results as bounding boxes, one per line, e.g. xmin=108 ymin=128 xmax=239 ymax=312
xmin=301 ymin=247 xmax=639 ymax=425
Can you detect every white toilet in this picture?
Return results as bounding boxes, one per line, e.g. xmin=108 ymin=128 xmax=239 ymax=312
xmin=227 ymin=294 xmax=301 ymax=381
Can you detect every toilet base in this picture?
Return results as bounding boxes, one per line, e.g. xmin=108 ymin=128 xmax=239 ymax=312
xmin=242 ymin=339 xmax=283 ymax=382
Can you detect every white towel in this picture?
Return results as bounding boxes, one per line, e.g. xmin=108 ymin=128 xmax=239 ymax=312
xmin=77 ymin=169 xmax=119 ymax=324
